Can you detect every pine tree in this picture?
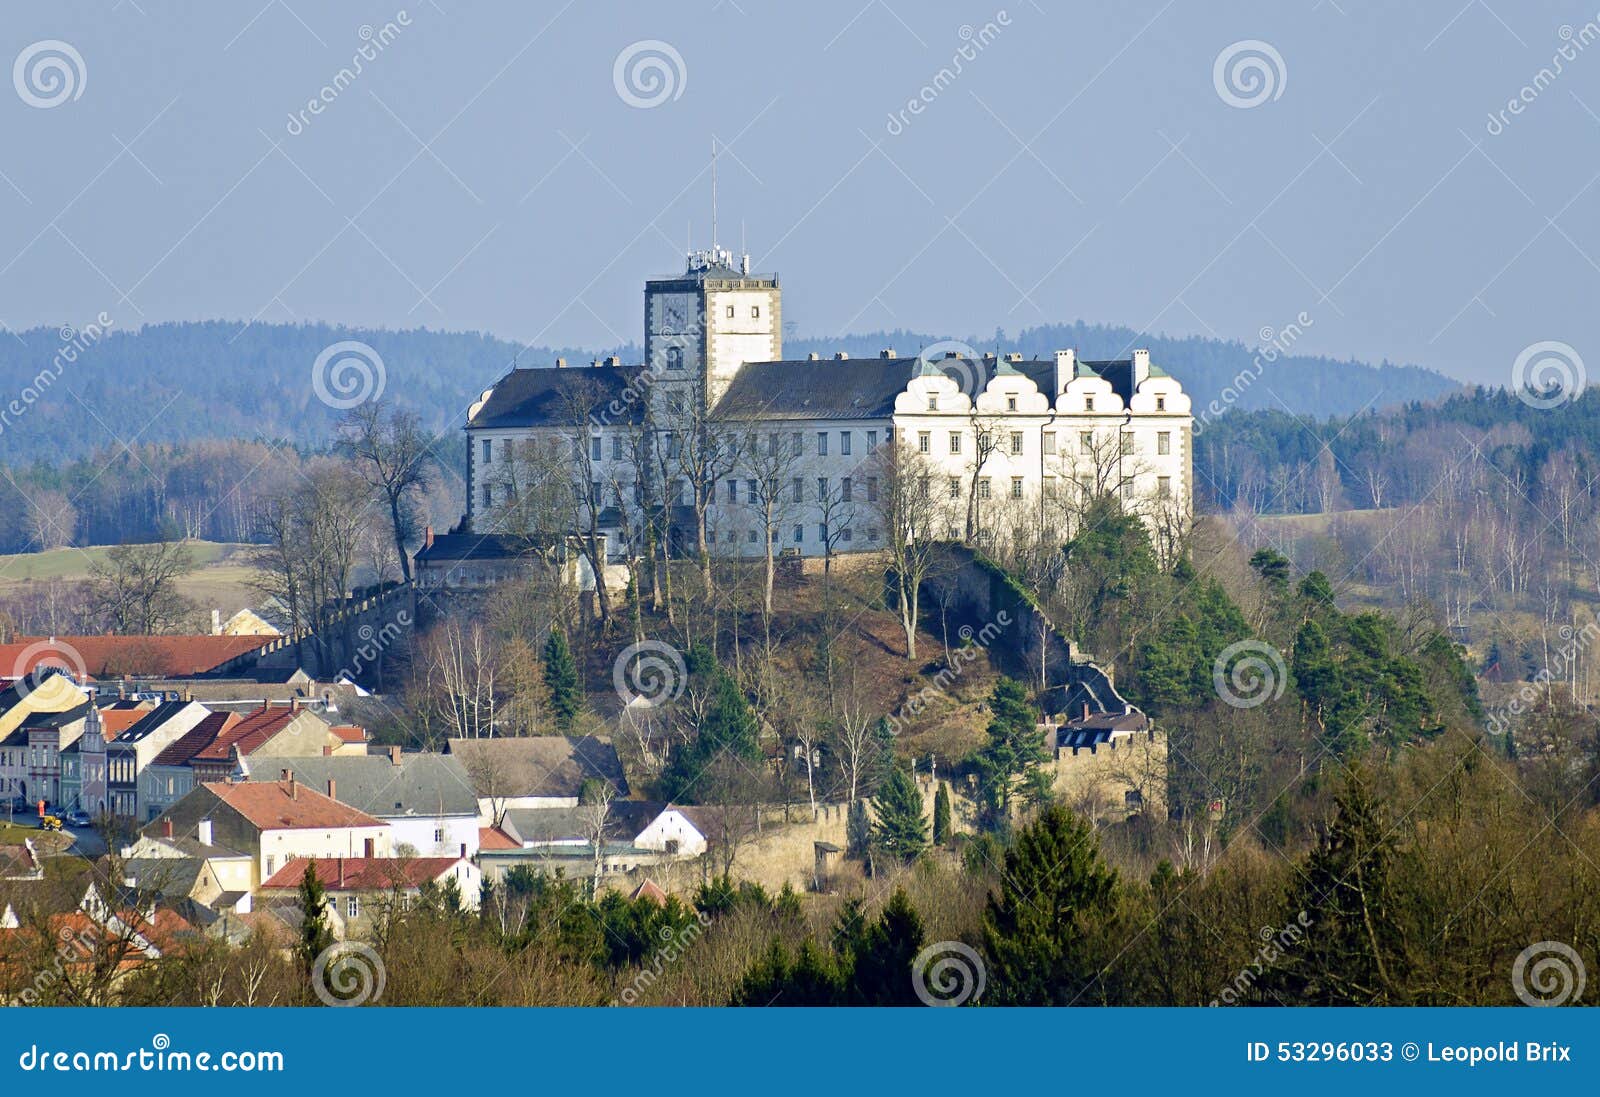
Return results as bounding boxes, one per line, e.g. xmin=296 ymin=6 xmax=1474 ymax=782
xmin=542 ymin=627 xmax=582 ymax=731
xmin=971 ymin=677 xmax=1050 ymax=832
xmin=871 ymin=765 xmax=928 ymax=864
xmin=932 ymin=781 xmax=952 ymax=846
xmin=845 ymin=799 xmax=872 ymax=858
xmin=981 ymin=803 xmax=1117 ymax=1005
xmin=848 ymin=889 xmax=926 ymax=1005
xmin=297 ymin=861 xmax=334 ymax=975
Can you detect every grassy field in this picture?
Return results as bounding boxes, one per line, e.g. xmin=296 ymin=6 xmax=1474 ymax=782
xmin=0 ymin=541 xmax=263 ymax=618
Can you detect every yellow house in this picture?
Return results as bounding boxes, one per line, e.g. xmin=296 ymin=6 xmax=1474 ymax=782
xmin=0 ymin=672 xmax=90 ymax=739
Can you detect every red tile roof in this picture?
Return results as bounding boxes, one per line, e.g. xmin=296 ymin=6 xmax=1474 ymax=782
xmin=192 ymin=705 xmax=300 ymax=762
xmin=152 ymin=711 xmax=240 ymax=767
xmin=0 ymin=635 xmax=273 ymax=679
xmin=259 ymin=856 xmax=464 ymax=891
xmin=97 ymin=707 xmax=153 ymax=740
xmin=478 ymin=826 xmax=519 ymax=851
xmin=203 ymin=780 xmax=385 ymax=831
xmin=329 ymin=724 xmax=367 ymax=744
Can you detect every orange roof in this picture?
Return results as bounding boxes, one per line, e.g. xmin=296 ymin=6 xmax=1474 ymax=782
xmin=259 ymin=856 xmax=464 ymax=891
xmin=330 ymin=724 xmax=367 ymax=744
xmin=478 ymin=826 xmax=519 ymax=851
xmin=204 ymin=779 xmax=385 ymax=831
xmin=97 ymin=708 xmax=152 ymax=740
xmin=0 ymin=635 xmax=272 ymax=679
xmin=193 ymin=705 xmax=299 ymax=762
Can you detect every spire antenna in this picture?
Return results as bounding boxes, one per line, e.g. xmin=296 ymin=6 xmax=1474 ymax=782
xmin=711 ymin=135 xmax=719 ymax=251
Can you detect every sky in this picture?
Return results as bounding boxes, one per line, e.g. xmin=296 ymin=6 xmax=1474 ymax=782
xmin=2 ymin=1 xmax=1599 ymax=387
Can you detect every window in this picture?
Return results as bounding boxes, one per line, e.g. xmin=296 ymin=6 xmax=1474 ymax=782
xmin=1156 ymin=396 xmax=1166 ymax=412
xmin=949 ymin=432 xmax=962 ymax=455
xmin=1007 ymin=396 xmax=1017 ymax=411
xmin=817 ymin=477 xmax=828 ymax=500
xmin=1011 ymin=477 xmax=1024 ymax=499
xmin=347 ymin=896 xmax=360 ymax=918
xmin=1043 ymin=431 xmax=1056 ymax=455
xmin=482 ymin=483 xmax=493 ymax=508
xmin=707 ymin=529 xmax=716 ymax=544
xmin=481 ymin=438 xmax=492 ymax=464
xmin=1084 ymin=396 xmax=1095 ymax=412
xmin=1120 ymin=432 xmax=1134 ymax=456
xmin=434 ymin=827 xmax=445 ymax=843
xmin=674 ymin=480 xmax=687 ymax=506
xmin=1158 ymin=476 xmax=1172 ymax=498
xmin=842 ymin=528 xmax=853 ymax=542
xmin=868 ymin=527 xmax=880 ymax=542
xmin=591 ymin=480 xmax=601 ymax=501
xmin=948 ymin=477 xmax=961 ymax=499
xmin=1080 ymin=476 xmax=1093 ymax=497
xmin=1044 ymin=475 xmax=1057 ymax=497
xmin=927 ymin=395 xmax=937 ymax=411
xmin=817 ymin=523 xmax=827 ymax=541
xmin=1157 ymin=431 xmax=1171 ymax=456
xmin=866 ymin=430 xmax=878 ymax=449
xmin=767 ymin=433 xmax=779 ymax=457
xmin=265 ymin=856 xmax=275 ymax=875
xmin=792 ymin=476 xmax=804 ymax=503
xmin=840 ymin=431 xmax=852 ymax=456
xmin=727 ymin=480 xmax=738 ymax=503
xmin=978 ymin=478 xmax=991 ymax=500
xmin=612 ymin=435 xmax=624 ymax=460
xmin=667 ymin=346 xmax=684 ymax=371
xmin=792 ymin=431 xmax=803 ymax=456
xmin=948 ymin=525 xmax=961 ymax=539
xmin=726 ymin=305 xmax=735 ymax=318
xmin=751 ymin=305 xmax=761 ymax=318
xmin=1010 ymin=431 xmax=1024 ymax=455
xmin=842 ymin=477 xmax=853 ymax=502
xmin=1080 ymin=431 xmax=1094 ymax=454
xmin=918 ymin=431 xmax=931 ymax=454
xmin=748 ymin=529 xmax=758 ymax=543
xmin=866 ymin=477 xmax=878 ymax=502
xmin=667 ymin=432 xmax=681 ymax=458
xmin=746 ymin=479 xmax=757 ymax=504
xmin=793 ymin=525 xmax=804 ymax=543
xmin=590 ymin=436 xmax=602 ymax=461
xmin=1120 ymin=478 xmax=1134 ymax=502
xmin=979 ymin=430 xmax=993 ymax=451
xmin=816 ymin=432 xmax=829 ymax=456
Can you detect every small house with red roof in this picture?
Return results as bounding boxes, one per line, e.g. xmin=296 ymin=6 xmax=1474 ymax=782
xmin=258 ymin=855 xmax=479 ymax=934
xmin=188 ymin=701 xmax=358 ymax=784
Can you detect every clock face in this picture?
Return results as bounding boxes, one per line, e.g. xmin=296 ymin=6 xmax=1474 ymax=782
xmin=657 ymin=294 xmax=692 ymax=333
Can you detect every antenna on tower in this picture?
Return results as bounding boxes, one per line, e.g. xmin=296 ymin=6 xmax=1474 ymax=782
xmin=710 ymin=135 xmax=719 ymax=251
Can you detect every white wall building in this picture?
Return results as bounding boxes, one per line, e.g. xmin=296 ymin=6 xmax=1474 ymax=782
xmin=460 ymin=248 xmax=1192 ymax=561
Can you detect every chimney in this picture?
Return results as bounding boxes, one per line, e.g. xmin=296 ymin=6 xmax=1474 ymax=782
xmin=423 ymin=525 xmax=434 ymax=549
xmin=1054 ymin=349 xmax=1076 ymax=395
xmin=211 ymin=608 xmax=222 ymax=635
xmin=389 ymin=745 xmax=402 ymax=767
xmin=879 ymin=348 xmax=896 ymax=359
xmin=162 ymin=818 xmax=173 ymax=839
xmin=286 ymin=771 xmax=297 ymax=799
xmin=807 ymin=352 xmax=820 ymax=361
xmin=363 ymin=837 xmax=375 ymax=858
xmin=197 ymin=818 xmax=212 ymax=847
xmin=740 ymin=252 xmax=751 ymax=275
xmin=590 ymin=358 xmax=601 ymax=368
xmin=1007 ymin=352 xmax=1023 ymax=363
xmin=338 ymin=858 xmax=345 ymax=887
xmin=326 ymin=778 xmax=336 ymax=800
xmin=605 ymin=355 xmax=620 ymax=367
xmin=554 ymin=357 xmax=567 ymax=368
xmin=460 ymin=842 xmax=468 ymax=859
xmin=1132 ymin=348 xmax=1151 ymax=387
xmin=323 ymin=745 xmax=333 ymax=757
xmin=182 ymin=687 xmax=192 ymax=703
xmin=1082 ymin=700 xmax=1090 ymax=721
xmin=834 ymin=351 xmax=849 ymax=360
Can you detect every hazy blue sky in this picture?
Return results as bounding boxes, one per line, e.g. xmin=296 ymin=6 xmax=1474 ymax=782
xmin=3 ymin=1 xmax=1599 ymax=386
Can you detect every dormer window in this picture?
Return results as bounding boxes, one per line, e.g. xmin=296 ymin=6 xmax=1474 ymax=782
xmin=1156 ymin=396 xmax=1166 ymax=411
xmin=1007 ymin=396 xmax=1017 ymax=411
xmin=927 ymin=395 xmax=937 ymax=411
xmin=1085 ymin=397 xmax=1095 ymax=412
xmin=751 ymin=306 xmax=760 ymax=318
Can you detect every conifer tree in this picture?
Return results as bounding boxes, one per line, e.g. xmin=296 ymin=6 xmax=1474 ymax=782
xmin=871 ymin=765 xmax=929 ymax=864
xmin=542 ymin=627 xmax=582 ymax=731
xmin=932 ymin=781 xmax=952 ymax=846
xmin=971 ymin=677 xmax=1050 ymax=832
xmin=297 ymin=861 xmax=334 ymax=976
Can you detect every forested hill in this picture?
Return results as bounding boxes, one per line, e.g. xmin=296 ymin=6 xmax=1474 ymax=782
xmin=0 ymin=317 xmax=1460 ymax=464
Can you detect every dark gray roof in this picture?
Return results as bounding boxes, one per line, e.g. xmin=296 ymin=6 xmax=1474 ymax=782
xmin=714 ymin=358 xmax=915 ymax=421
xmin=468 ymin=365 xmax=648 ymax=430
xmin=415 ymin=533 xmax=549 ymax=564
xmin=112 ymin=701 xmax=195 ymax=744
xmin=247 ymin=753 xmax=479 ymax=818
xmin=446 ymin=735 xmax=628 ymax=800
xmin=18 ymin=702 xmax=92 ymax=731
xmin=123 ymin=856 xmax=204 ymax=897
xmin=501 ymin=800 xmax=670 ymax=846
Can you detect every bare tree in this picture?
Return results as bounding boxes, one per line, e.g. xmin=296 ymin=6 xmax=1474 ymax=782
xmin=873 ymin=438 xmax=942 ymax=660
xmin=89 ymin=540 xmax=196 ymax=634
xmin=337 ymin=400 xmax=434 ymax=583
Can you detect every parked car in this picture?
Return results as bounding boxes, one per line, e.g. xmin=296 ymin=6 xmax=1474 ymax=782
xmin=66 ymin=810 xmax=92 ymax=827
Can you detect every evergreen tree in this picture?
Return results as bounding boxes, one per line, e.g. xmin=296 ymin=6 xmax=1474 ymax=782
xmin=542 ymin=627 xmax=582 ymax=731
xmin=981 ymin=803 xmax=1117 ymax=1005
xmin=848 ymin=889 xmax=926 ymax=1005
xmin=932 ymin=781 xmax=952 ymax=846
xmin=872 ymin=765 xmax=929 ymax=864
xmin=971 ymin=677 xmax=1050 ymax=832
xmin=845 ymin=799 xmax=872 ymax=858
xmin=661 ymin=651 xmax=761 ymax=802
xmin=297 ymin=861 xmax=334 ymax=976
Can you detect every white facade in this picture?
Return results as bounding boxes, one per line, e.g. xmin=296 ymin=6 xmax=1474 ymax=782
xmin=384 ymin=813 xmax=479 ymax=860
xmin=258 ymin=823 xmax=391 ymax=887
xmin=464 ymin=255 xmax=1192 ymax=559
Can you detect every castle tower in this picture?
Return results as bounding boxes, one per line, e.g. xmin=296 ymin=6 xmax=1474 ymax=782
xmin=644 ymin=246 xmax=780 ymax=415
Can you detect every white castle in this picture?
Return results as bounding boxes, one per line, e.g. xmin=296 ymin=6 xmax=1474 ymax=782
xmin=457 ymin=246 xmax=1192 ymax=567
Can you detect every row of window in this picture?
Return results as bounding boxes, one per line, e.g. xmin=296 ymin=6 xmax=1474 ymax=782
xmin=922 ymin=474 xmax=1174 ymax=501
xmin=708 ymin=525 xmax=882 ymax=546
xmin=479 ymin=428 xmax=886 ymax=468
xmin=923 ymin=394 xmax=1170 ymax=413
xmin=916 ymin=429 xmax=1173 ymax=457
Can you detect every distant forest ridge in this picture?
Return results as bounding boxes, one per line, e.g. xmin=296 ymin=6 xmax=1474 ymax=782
xmin=0 ymin=318 xmax=1462 ymax=464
